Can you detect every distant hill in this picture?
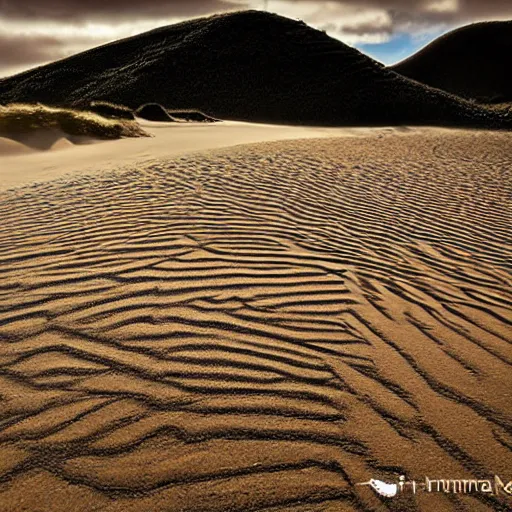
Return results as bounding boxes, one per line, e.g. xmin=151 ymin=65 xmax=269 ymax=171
xmin=390 ymin=21 xmax=512 ymax=104
xmin=135 ymin=103 xmax=177 ymax=122
xmin=0 ymin=11 xmax=510 ymax=129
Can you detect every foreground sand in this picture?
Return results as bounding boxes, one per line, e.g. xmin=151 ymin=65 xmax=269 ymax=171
xmin=0 ymin=127 xmax=510 ymax=512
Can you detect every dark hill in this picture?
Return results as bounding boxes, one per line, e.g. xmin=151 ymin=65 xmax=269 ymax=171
xmin=390 ymin=21 xmax=512 ymax=104
xmin=0 ymin=11 xmax=510 ymax=129
xmin=169 ymin=110 xmax=220 ymax=122
xmin=135 ymin=103 xmax=177 ymax=122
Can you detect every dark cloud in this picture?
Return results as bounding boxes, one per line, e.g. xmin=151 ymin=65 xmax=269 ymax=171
xmin=376 ymin=0 xmax=512 ymax=26
xmin=0 ymin=34 xmax=70 ymax=66
xmin=333 ymin=0 xmax=512 ymax=18
xmin=0 ymin=0 xmax=510 ymax=75
xmin=460 ymin=0 xmax=512 ymax=19
xmin=0 ymin=0 xmax=510 ymax=27
xmin=341 ymin=21 xmax=393 ymax=36
xmin=0 ymin=0 xmax=243 ymax=23
xmin=1 ymin=0 xmax=511 ymax=24
xmin=305 ymin=0 xmax=512 ymax=36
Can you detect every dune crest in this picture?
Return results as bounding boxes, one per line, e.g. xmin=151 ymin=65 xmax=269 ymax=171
xmin=0 ymin=137 xmax=35 ymax=156
xmin=135 ymin=103 xmax=177 ymax=122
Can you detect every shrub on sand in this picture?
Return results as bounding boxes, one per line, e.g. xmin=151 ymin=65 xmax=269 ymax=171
xmin=87 ymin=101 xmax=135 ymax=120
xmin=0 ymin=103 xmax=149 ymax=139
xmin=486 ymin=102 xmax=512 ymax=114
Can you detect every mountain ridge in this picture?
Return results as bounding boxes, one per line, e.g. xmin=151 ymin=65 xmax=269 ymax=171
xmin=0 ymin=10 xmax=510 ymax=128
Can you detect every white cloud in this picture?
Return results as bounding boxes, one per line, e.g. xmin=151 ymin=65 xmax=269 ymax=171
xmin=425 ymin=0 xmax=458 ymax=13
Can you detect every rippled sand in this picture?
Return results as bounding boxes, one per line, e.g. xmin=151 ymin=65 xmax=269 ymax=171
xmin=0 ymin=128 xmax=510 ymax=512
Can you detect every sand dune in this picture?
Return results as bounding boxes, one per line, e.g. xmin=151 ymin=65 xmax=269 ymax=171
xmin=0 ymin=128 xmax=109 ymax=158
xmin=390 ymin=21 xmax=512 ymax=104
xmin=0 ymin=121 xmax=410 ymax=189
xmin=0 ymin=104 xmax=149 ymax=147
xmin=0 ymin=137 xmax=35 ymax=156
xmin=0 ymin=128 xmax=510 ymax=511
xmin=1 ymin=129 xmax=79 ymax=152
xmin=0 ymin=11 xmax=511 ymax=129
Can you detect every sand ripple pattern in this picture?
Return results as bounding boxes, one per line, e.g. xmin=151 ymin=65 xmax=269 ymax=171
xmin=0 ymin=131 xmax=510 ymax=511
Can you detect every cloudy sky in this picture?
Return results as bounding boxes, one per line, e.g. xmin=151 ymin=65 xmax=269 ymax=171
xmin=0 ymin=0 xmax=510 ymax=77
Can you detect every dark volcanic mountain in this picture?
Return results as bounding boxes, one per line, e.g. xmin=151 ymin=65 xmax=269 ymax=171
xmin=0 ymin=11 xmax=510 ymax=128
xmin=390 ymin=21 xmax=512 ymax=104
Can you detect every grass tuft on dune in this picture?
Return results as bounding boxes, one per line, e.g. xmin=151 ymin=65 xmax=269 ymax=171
xmin=86 ymin=101 xmax=136 ymax=120
xmin=0 ymin=103 xmax=150 ymax=140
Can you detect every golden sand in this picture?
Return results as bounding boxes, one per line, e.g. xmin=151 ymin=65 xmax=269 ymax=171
xmin=0 ymin=127 xmax=510 ymax=511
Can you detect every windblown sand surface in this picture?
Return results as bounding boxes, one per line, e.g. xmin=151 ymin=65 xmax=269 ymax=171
xmin=0 ymin=127 xmax=510 ymax=511
xmin=0 ymin=137 xmax=35 ymax=156
xmin=0 ymin=129 xmax=84 ymax=154
xmin=0 ymin=121 xmax=402 ymax=189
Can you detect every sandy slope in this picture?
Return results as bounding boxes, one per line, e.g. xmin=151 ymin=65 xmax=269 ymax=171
xmin=0 ymin=120 xmax=410 ymax=190
xmin=0 ymin=137 xmax=36 ymax=156
xmin=0 ymin=127 xmax=510 ymax=512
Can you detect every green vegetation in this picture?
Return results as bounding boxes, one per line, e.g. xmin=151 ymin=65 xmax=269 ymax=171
xmin=0 ymin=103 xmax=149 ymax=139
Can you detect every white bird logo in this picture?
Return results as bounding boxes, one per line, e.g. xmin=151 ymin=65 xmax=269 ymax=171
xmin=356 ymin=479 xmax=398 ymax=498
